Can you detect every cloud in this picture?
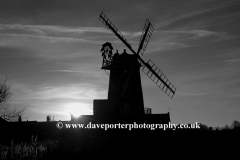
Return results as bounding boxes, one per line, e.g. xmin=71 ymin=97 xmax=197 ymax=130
xmin=34 ymin=84 xmax=106 ymax=100
xmin=0 ymin=24 xmax=111 ymax=34
xmin=0 ymin=23 xmax=144 ymax=54
xmin=155 ymin=9 xmax=211 ymax=29
xmin=45 ymin=70 xmax=105 ymax=74
xmin=0 ymin=33 xmax=103 ymax=44
xmin=154 ymin=0 xmax=240 ymax=30
xmin=121 ymin=31 xmax=142 ymax=38
xmin=10 ymin=82 xmax=107 ymax=118
xmin=225 ymin=59 xmax=240 ymax=63
xmin=159 ymin=29 xmax=225 ymax=38
xmin=155 ymin=29 xmax=233 ymax=42
xmin=0 ymin=24 xmax=142 ymax=40
xmin=146 ymin=42 xmax=191 ymax=53
xmin=0 ymin=24 xmax=46 ymax=35
xmin=145 ymin=28 xmax=234 ymax=53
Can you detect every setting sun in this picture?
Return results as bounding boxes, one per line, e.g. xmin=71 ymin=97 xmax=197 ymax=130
xmin=64 ymin=103 xmax=92 ymax=117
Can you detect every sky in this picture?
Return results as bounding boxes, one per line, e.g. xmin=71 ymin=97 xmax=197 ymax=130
xmin=0 ymin=0 xmax=240 ymax=127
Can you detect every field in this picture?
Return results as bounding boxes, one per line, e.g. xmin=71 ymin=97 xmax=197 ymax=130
xmin=1 ymin=124 xmax=240 ymax=159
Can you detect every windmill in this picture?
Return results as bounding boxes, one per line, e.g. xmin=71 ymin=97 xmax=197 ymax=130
xmin=93 ymin=12 xmax=176 ymax=119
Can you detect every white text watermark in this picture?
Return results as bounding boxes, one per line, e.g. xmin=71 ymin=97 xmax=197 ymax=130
xmin=56 ymin=122 xmax=200 ymax=131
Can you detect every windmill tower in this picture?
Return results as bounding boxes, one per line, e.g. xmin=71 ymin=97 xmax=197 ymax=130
xmin=93 ymin=12 xmax=176 ymax=122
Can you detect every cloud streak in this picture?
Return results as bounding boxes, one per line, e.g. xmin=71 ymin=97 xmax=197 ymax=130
xmin=158 ymin=29 xmax=228 ymax=39
xmin=0 ymin=24 xmax=110 ymax=34
xmin=0 ymin=33 xmax=103 ymax=44
xmin=0 ymin=24 xmax=142 ymax=40
xmin=45 ymin=70 xmax=105 ymax=74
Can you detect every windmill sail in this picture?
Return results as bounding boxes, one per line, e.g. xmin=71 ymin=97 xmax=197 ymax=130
xmin=141 ymin=59 xmax=176 ymax=98
xmin=137 ymin=19 xmax=154 ymax=56
xmin=99 ymin=12 xmax=176 ymax=99
xmin=99 ymin=12 xmax=132 ymax=51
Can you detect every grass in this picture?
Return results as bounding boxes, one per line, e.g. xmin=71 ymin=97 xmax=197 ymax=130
xmin=0 ymin=135 xmax=59 ymax=160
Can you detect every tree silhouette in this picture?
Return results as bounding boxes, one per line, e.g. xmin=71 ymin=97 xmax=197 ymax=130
xmin=231 ymin=120 xmax=240 ymax=129
xmin=223 ymin=125 xmax=230 ymax=130
xmin=0 ymin=76 xmax=11 ymax=103
xmin=198 ymin=123 xmax=209 ymax=130
xmin=0 ymin=76 xmax=25 ymax=121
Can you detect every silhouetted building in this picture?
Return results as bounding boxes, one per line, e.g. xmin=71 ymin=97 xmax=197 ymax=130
xmin=71 ymin=50 xmax=170 ymax=124
xmin=95 ymin=50 xmax=144 ymax=117
xmin=72 ymin=13 xmax=175 ymax=124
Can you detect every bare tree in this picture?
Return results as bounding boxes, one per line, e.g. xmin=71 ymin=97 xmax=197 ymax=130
xmin=0 ymin=76 xmax=25 ymax=121
xmin=0 ymin=77 xmax=12 ymax=103
xmin=231 ymin=120 xmax=240 ymax=129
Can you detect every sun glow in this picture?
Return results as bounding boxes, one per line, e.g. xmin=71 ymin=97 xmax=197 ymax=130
xmin=65 ymin=103 xmax=92 ymax=117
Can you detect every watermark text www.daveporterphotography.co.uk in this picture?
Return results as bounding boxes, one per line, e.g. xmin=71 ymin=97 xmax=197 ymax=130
xmin=56 ymin=122 xmax=200 ymax=131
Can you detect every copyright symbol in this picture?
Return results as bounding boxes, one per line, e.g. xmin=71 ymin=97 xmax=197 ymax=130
xmin=56 ymin=122 xmax=64 ymax=129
